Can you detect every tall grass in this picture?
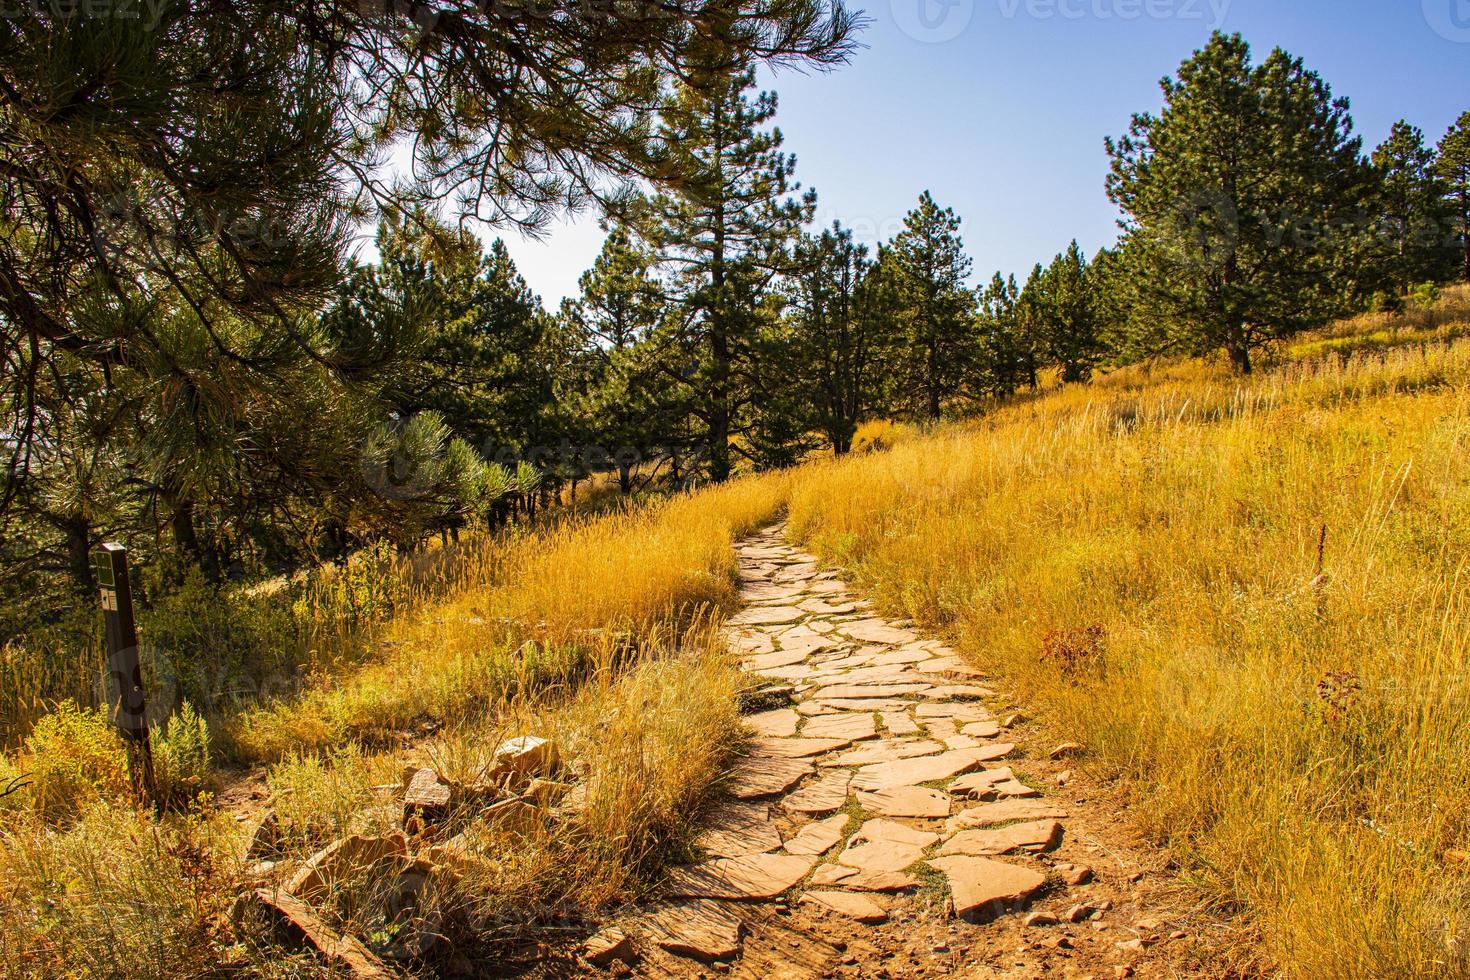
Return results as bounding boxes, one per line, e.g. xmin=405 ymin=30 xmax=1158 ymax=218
xmin=230 ymin=473 xmax=787 ymax=761
xmin=0 ymin=472 xmax=786 ymax=976
xmin=786 ymin=299 xmax=1470 ymax=977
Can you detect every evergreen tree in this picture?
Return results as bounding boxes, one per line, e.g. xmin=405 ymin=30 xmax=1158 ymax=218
xmin=629 ymin=66 xmax=815 ymax=481
xmin=324 ymin=215 xmax=551 ymax=457
xmin=785 ymin=223 xmax=894 ymax=453
xmin=1032 ymin=242 xmax=1105 ymax=383
xmin=1105 ymin=32 xmax=1370 ymax=372
xmin=562 ymin=229 xmax=672 ymax=492
xmin=887 ymin=192 xmax=975 ymax=418
xmin=975 ymin=273 xmax=1029 ymax=397
xmin=1369 ymin=121 xmax=1454 ymax=294
xmin=1438 ymin=112 xmax=1470 ymax=283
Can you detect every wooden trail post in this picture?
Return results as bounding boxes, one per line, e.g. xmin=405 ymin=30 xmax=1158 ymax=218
xmin=95 ymin=543 xmax=155 ymax=805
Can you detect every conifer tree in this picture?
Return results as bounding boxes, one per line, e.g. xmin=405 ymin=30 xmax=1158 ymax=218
xmin=974 ymin=273 xmax=1031 ymax=397
xmin=1369 ymin=122 xmax=1454 ymax=294
xmin=887 ymin=192 xmax=975 ymax=419
xmin=1438 ymin=112 xmax=1470 ymax=283
xmin=785 ymin=224 xmax=894 ymax=453
xmin=1030 ymin=242 xmax=1105 ymax=383
xmin=629 ymin=65 xmax=815 ymax=481
xmin=562 ymin=229 xmax=672 ymax=492
xmin=1105 ymin=32 xmax=1370 ymax=372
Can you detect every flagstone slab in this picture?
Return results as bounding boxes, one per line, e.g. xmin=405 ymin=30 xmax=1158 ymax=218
xmin=810 ymin=863 xmax=858 ymax=887
xmin=915 ymin=702 xmax=992 ymax=722
xmin=800 ymin=712 xmax=878 ymax=741
xmin=855 ymin=785 xmax=952 ymax=818
xmin=838 ymin=838 xmax=928 ymax=873
xmin=840 ymin=869 xmax=922 ymax=892
xmin=961 ymin=720 xmax=1003 ymax=739
xmin=869 ymin=646 xmax=935 ymax=666
xmin=852 ymin=818 xmax=940 ymax=849
xmin=947 ymin=767 xmax=1018 ymax=798
xmin=804 ymin=580 xmax=848 ymax=595
xmin=782 ymin=770 xmax=852 ymax=815
xmin=822 ymin=739 xmax=944 ymax=768
xmin=939 ymin=820 xmax=1063 ymax=857
xmin=799 ymin=599 xmax=858 ymax=616
xmin=946 ymin=799 xmax=1069 ymax=833
xmin=926 ymin=856 xmax=1046 ymax=922
xmin=640 ymin=900 xmax=743 ymax=961
xmin=784 ymin=814 xmax=848 ymax=856
xmin=728 ymin=606 xmax=807 ymax=627
xmin=851 ymin=749 xmax=993 ymax=791
xmin=777 ymin=634 xmax=841 ymax=656
xmin=743 ymin=649 xmax=809 ymax=672
xmin=812 ymin=683 xmax=931 ymax=700
xmin=818 ymin=698 xmax=914 ymax=711
xmin=696 ymin=803 xmax=783 ymax=858
xmin=841 ymin=620 xmax=920 ymax=645
xmin=800 ymin=890 xmax=888 ymax=924
xmin=663 ymin=852 xmax=819 ymax=900
xmin=728 ymin=754 xmax=813 ymax=799
xmin=880 ymin=711 xmax=920 ymax=736
xmin=745 ymin=708 xmax=800 ymax=737
xmin=753 ymin=736 xmax=852 ymax=758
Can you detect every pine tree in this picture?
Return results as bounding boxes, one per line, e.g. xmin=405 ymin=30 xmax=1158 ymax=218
xmin=629 ymin=66 xmax=814 ymax=481
xmin=1105 ymin=32 xmax=1370 ymax=372
xmin=785 ymin=223 xmax=894 ymax=454
xmin=1029 ymin=242 xmax=1105 ymax=383
xmin=888 ymin=192 xmax=975 ymax=419
xmin=1438 ymin=112 xmax=1470 ymax=283
xmin=975 ymin=273 xmax=1028 ymax=398
xmin=0 ymin=0 xmax=856 ymax=511
xmin=1369 ymin=121 xmax=1454 ymax=294
xmin=323 ymin=215 xmax=550 ymax=457
xmin=562 ymin=229 xmax=671 ymax=492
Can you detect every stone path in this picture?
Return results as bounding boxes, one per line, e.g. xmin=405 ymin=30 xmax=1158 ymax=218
xmin=606 ymin=523 xmax=1205 ymax=979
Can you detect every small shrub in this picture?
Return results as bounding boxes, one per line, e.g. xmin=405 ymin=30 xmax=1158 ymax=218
xmin=151 ymin=702 xmax=211 ymax=806
xmin=14 ymin=700 xmax=131 ymax=819
xmin=851 ymin=419 xmax=915 ymax=454
xmin=1408 ymin=281 xmax=1441 ymax=310
xmin=1041 ymin=625 xmax=1107 ymax=681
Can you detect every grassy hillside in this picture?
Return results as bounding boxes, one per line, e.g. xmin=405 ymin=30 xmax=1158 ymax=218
xmin=785 ymin=287 xmax=1470 ymax=977
xmin=0 ymin=475 xmax=788 ymax=977
xmin=4 ymin=290 xmax=1470 ymax=977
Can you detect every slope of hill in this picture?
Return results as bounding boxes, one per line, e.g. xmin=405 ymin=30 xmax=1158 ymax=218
xmin=785 ymin=287 xmax=1470 ymax=976
xmin=2 ymin=290 xmax=1468 ymax=978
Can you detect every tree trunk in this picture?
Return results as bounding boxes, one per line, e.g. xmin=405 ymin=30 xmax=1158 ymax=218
xmin=617 ymin=460 xmax=632 ymax=494
xmin=62 ymin=515 xmax=94 ymax=594
xmin=170 ymin=497 xmax=222 ymax=582
xmin=926 ymin=340 xmax=941 ymax=420
xmin=1225 ymin=326 xmax=1253 ymax=374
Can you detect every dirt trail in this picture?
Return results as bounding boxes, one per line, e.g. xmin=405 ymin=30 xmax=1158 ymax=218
xmin=605 ymin=523 xmax=1219 ymax=980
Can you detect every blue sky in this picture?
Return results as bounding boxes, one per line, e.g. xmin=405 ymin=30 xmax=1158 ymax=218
xmin=495 ymin=0 xmax=1470 ymax=306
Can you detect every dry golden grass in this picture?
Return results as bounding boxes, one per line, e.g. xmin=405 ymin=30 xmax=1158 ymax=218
xmin=230 ymin=473 xmax=787 ymax=761
xmin=786 ymin=287 xmax=1470 ymax=978
xmin=0 ymin=471 xmax=784 ymax=976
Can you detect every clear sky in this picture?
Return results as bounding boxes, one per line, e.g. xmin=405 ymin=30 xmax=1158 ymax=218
xmin=492 ymin=0 xmax=1470 ymax=307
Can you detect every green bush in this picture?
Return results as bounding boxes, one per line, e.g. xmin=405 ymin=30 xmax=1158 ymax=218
xmin=151 ymin=702 xmax=211 ymax=806
xmin=13 ymin=701 xmax=131 ymax=820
